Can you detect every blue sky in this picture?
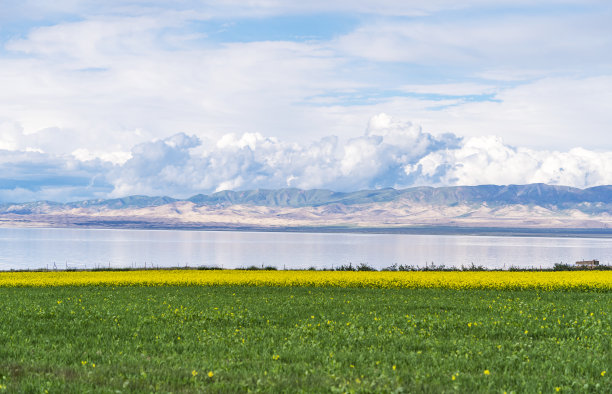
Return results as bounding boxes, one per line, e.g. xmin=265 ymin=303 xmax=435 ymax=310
xmin=0 ymin=1 xmax=611 ymax=202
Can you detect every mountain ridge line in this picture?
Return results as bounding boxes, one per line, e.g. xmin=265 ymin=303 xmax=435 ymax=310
xmin=2 ymin=183 xmax=612 ymax=211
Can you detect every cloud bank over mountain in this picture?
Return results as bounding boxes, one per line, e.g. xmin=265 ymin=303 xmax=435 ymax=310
xmin=2 ymin=114 xmax=612 ymax=202
xmin=1 ymin=2 xmax=611 ymax=203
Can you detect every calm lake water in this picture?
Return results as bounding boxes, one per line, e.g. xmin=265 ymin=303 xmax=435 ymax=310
xmin=0 ymin=227 xmax=611 ymax=271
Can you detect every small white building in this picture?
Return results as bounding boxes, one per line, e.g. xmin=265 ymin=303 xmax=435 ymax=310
xmin=575 ymin=260 xmax=599 ymax=268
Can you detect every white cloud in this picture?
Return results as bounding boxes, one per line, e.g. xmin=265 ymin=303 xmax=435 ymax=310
xmin=71 ymin=149 xmax=132 ymax=165
xmin=409 ymin=76 xmax=612 ymax=150
xmin=101 ymin=114 xmax=460 ymax=197
xmin=2 ymin=114 xmax=612 ymax=202
xmin=407 ymin=135 xmax=612 ymax=188
xmin=334 ymin=10 xmax=612 ymax=70
xmin=101 ymin=114 xmax=612 ymax=199
xmin=1 ymin=3 xmax=611 ymax=153
xmin=0 ymin=149 xmax=114 ymax=202
xmin=0 ymin=122 xmax=23 ymax=151
xmin=0 ymin=16 xmax=356 ymax=149
xmin=1 ymin=1 xmax=612 ymax=203
xmin=400 ymin=83 xmax=498 ymax=96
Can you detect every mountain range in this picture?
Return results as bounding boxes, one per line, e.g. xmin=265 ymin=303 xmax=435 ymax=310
xmin=1 ymin=184 xmax=612 ymax=234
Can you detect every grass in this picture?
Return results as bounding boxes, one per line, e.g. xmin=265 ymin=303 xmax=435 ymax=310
xmin=0 ymin=286 xmax=611 ymax=393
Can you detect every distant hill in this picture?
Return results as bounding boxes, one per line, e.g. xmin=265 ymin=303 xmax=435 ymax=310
xmin=2 ymin=183 xmax=612 ymax=212
xmin=1 ymin=184 xmax=611 ymax=232
xmin=188 ymin=184 xmax=612 ymax=209
xmin=0 ymin=196 xmax=177 ymax=214
xmin=67 ymin=195 xmax=178 ymax=210
xmin=186 ymin=187 xmax=405 ymax=207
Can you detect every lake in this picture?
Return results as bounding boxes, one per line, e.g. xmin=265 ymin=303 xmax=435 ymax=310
xmin=1 ymin=227 xmax=611 ymax=271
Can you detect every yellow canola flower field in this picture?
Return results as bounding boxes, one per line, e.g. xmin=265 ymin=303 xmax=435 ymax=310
xmin=1 ymin=270 xmax=612 ymax=290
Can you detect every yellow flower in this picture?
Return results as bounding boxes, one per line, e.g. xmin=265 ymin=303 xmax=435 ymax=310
xmin=451 ymin=375 xmax=456 ymax=381
xmin=3 ymin=270 xmax=612 ymax=290
xmin=92 ymin=363 xmax=96 ymax=368
xmin=484 ymin=370 xmax=490 ymax=375
xmin=192 ymin=370 xmax=198 ymax=377
xmin=555 ymin=388 xmax=561 ymax=392
xmin=602 ymin=371 xmax=606 ymax=377
xmin=524 ymin=330 xmax=528 ymax=334
xmin=208 ymin=371 xmax=214 ymax=378
xmin=81 ymin=361 xmax=87 ymax=366
xmin=392 ymin=365 xmax=396 ymax=371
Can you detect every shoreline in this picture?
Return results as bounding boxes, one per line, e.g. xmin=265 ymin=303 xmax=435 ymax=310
xmin=2 ymin=263 xmax=611 ymax=274
xmin=2 ymin=222 xmax=612 ymax=238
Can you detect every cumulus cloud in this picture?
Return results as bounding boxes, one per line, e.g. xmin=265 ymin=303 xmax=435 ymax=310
xmin=0 ymin=149 xmax=113 ymax=202
xmin=102 ymin=114 xmax=462 ymax=197
xmin=2 ymin=114 xmax=612 ymax=202
xmin=408 ymin=136 xmax=612 ymax=188
xmin=99 ymin=114 xmax=612 ymax=197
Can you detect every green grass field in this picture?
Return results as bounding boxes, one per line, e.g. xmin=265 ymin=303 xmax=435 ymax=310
xmin=1 ymin=286 xmax=610 ymax=393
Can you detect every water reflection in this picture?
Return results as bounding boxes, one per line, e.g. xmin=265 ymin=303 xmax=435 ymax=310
xmin=0 ymin=227 xmax=610 ymax=270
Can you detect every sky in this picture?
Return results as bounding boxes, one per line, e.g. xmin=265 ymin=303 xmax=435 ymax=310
xmin=0 ymin=0 xmax=611 ymax=202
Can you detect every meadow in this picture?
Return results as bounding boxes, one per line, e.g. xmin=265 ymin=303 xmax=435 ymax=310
xmin=0 ymin=271 xmax=611 ymax=392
